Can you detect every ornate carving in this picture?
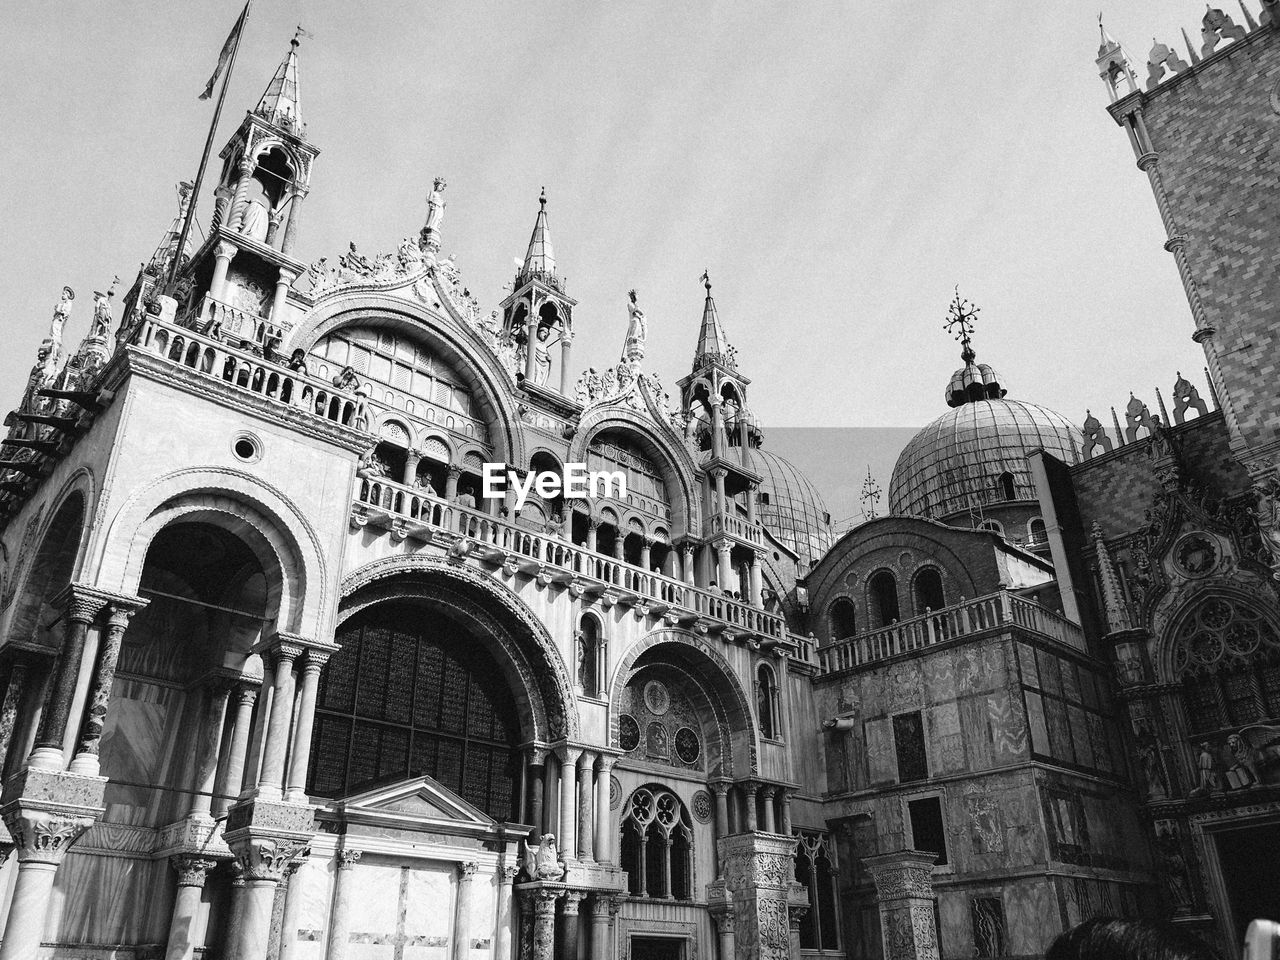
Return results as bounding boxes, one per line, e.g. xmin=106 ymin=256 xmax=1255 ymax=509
xmin=172 ymin=855 xmax=217 ymax=888
xmin=6 ymin=809 xmax=96 ymax=865
xmin=234 ymin=837 xmax=310 ymax=882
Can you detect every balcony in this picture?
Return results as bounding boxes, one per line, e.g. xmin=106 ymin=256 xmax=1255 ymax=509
xmin=351 ymin=476 xmax=787 ymax=641
xmin=817 ymin=590 xmax=1085 ymax=676
xmin=130 ymin=316 xmax=360 ymax=428
xmin=190 ymin=295 xmax=289 ymax=350
xmin=707 ymin=510 xmax=764 ymax=546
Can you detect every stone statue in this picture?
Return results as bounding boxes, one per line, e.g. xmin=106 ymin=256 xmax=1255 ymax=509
xmin=1154 ymin=823 xmax=1193 ymax=911
xmin=531 ymin=324 xmax=556 ymax=386
xmin=425 ymin=177 xmax=446 ymax=232
xmin=1225 ymin=732 xmax=1261 ymax=788
xmin=1190 ymin=741 xmax=1223 ymax=797
xmin=240 ymin=177 xmax=271 ymax=243
xmin=1251 ymin=474 xmax=1280 ymax=577
xmin=533 ymin=834 xmax=564 ymax=880
xmin=47 ymin=286 xmax=74 ymax=353
xmin=624 ymin=288 xmax=647 ymax=362
xmin=89 ymin=283 xmax=118 ymax=342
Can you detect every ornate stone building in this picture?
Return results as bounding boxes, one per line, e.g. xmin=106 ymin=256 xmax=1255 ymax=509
xmin=1 ymin=5 xmax=1279 ymax=960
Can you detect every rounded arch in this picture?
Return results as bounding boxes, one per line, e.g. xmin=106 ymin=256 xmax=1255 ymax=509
xmin=282 ymin=293 xmax=526 ymax=467
xmin=911 ymin=565 xmax=947 ymax=615
xmin=607 ymin=628 xmax=758 ymax=776
xmin=94 ymin=467 xmax=326 ymax=636
xmin=866 ymin=568 xmax=900 ymax=628
xmin=828 ymin=595 xmax=858 ymax=641
xmin=6 ymin=490 xmax=89 ymax=646
xmin=340 ymin=555 xmax=578 ymax=742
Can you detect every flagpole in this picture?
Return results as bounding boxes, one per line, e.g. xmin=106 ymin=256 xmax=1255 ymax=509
xmin=167 ymin=0 xmax=254 ymax=290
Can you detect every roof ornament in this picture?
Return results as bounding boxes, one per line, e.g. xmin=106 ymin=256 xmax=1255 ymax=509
xmin=1147 ymin=38 xmax=1190 ymax=90
xmin=419 ymin=176 xmax=446 ymax=257
xmin=944 ymin=286 xmax=980 ymax=363
xmin=1097 ymin=14 xmax=1140 ymax=101
xmin=859 ymin=467 xmax=882 ymax=521
xmin=1202 ymin=7 xmax=1248 ymax=56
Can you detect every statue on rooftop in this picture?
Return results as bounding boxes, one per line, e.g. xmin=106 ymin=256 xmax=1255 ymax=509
xmin=624 ymin=288 xmax=647 ymax=363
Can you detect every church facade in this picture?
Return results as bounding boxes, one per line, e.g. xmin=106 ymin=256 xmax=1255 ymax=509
xmin=1 ymin=4 xmax=1279 ymax=960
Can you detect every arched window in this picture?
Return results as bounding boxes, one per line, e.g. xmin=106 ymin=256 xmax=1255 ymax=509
xmin=757 ymin=664 xmax=779 ymax=740
xmin=978 ymin=519 xmax=1004 ymax=536
xmin=913 ymin=567 xmax=946 ymax=614
xmin=308 ymin=604 xmax=522 ymax=820
xmin=577 ymin=615 xmax=603 ymax=699
xmin=1170 ymin=597 xmax=1280 ymax=743
xmin=829 ymin=598 xmax=857 ymax=640
xmin=794 ymin=832 xmax=841 ymax=950
xmin=997 ymin=472 xmax=1016 ymax=502
xmin=620 ymin=786 xmax=694 ymax=899
xmin=868 ymin=571 xmax=900 ymax=628
xmin=1028 ymin=517 xmax=1047 ymax=544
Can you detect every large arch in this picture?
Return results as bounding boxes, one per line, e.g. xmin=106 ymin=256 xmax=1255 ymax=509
xmin=339 ymin=555 xmax=578 ymax=743
xmin=607 ymin=627 xmax=759 ymax=777
xmin=93 ymin=467 xmax=327 ymax=637
xmin=282 ymin=292 xmax=526 ymax=468
xmin=5 ymin=489 xmax=89 ymax=647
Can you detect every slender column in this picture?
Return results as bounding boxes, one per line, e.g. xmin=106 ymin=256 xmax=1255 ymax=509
xmin=215 ymin=684 xmax=258 ymax=815
xmin=452 ymin=862 xmax=477 ymax=960
xmin=710 ymin=401 xmax=724 ymax=459
xmin=227 ymin=158 xmax=256 ymax=232
xmin=711 ymin=782 xmax=730 ymax=872
xmin=165 ymin=857 xmax=217 ymax=960
xmin=577 ymin=751 xmax=595 ymax=861
xmin=242 ymin=661 xmax=273 ymax=793
xmin=277 ymin=858 xmax=308 ymax=960
xmin=612 ymin=536 xmax=623 ymax=561
xmin=712 ymin=907 xmax=736 ymax=960
xmin=70 ymin=600 xmax=144 ymax=774
xmin=188 ymin=679 xmax=233 ymax=818
xmin=208 ymin=240 xmax=239 ymax=308
xmin=780 ymin=791 xmax=793 ymax=835
xmin=257 ymin=644 xmax=299 ymax=799
xmin=749 ymin=557 xmax=763 ymax=607
xmin=682 ymin=545 xmax=695 ymax=586
xmin=637 ymin=828 xmax=649 ymax=896
xmin=281 ymin=191 xmax=303 ymax=255
xmin=559 ymin=332 xmax=573 ymax=396
xmin=761 ymin=786 xmax=777 ymax=833
xmin=661 ymin=836 xmax=673 ymax=899
xmin=711 ymin=468 xmax=727 ymax=515
xmin=403 ymin=449 xmax=422 ymax=486
xmin=30 ymin=588 xmax=108 ymax=770
xmin=542 ymin=754 xmax=558 ymax=837
xmin=265 ymin=209 xmax=285 ymax=248
xmin=0 ymin=661 xmax=29 ymax=776
xmin=589 ymin=897 xmax=612 ymax=960
xmin=270 ymin=268 xmax=297 ymax=323
xmin=593 ymin=756 xmax=615 ymax=863
xmin=285 ymin=651 xmax=329 ymax=802
xmin=0 ymin=812 xmax=96 ymax=960
xmin=556 ymin=745 xmax=581 ymax=859
xmin=585 ymin=518 xmax=599 ymax=552
xmin=639 ymin=538 xmax=652 ymax=571
xmin=495 ymin=866 xmax=518 ymax=960
xmin=226 ymin=862 xmax=247 ymax=960
xmin=446 ymin=464 xmax=461 ymax=501
xmin=326 ymin=849 xmax=362 ymax=960
xmin=528 ymin=754 xmax=546 ymax=840
xmin=744 ymin=782 xmax=759 ymax=832
xmin=530 ymin=889 xmax=559 ymax=960
xmin=716 ymin=542 xmax=733 ymax=594
xmin=560 ymin=891 xmax=585 ymax=960
xmin=746 ymin=483 xmax=758 ymax=523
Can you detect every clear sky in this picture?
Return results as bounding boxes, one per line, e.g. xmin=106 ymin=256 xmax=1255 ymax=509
xmin=2 ymin=1 xmax=1215 ymax=520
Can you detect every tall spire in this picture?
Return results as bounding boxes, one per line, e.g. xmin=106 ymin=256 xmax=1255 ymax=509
xmin=520 ymin=188 xmax=556 ymax=281
xmin=255 ymin=32 xmax=303 ymax=133
xmin=694 ymin=270 xmax=731 ymax=366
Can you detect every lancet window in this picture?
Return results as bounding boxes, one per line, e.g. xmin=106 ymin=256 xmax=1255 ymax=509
xmin=793 ymin=831 xmax=840 ymax=951
xmin=619 ymin=786 xmax=694 ymax=900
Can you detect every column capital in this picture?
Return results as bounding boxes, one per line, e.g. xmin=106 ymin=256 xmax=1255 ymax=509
xmin=862 ymin=848 xmax=938 ymax=903
xmin=554 ymin=743 xmax=583 ymax=765
xmin=576 ymin=749 xmax=597 ymax=771
xmin=50 ymin=583 xmax=132 ymax=624
xmin=456 ymin=860 xmax=478 ymax=881
xmin=595 ymin=753 xmax=619 ymax=775
xmin=501 ymin=865 xmax=519 ymax=883
xmin=709 ymin=780 xmax=731 ymax=798
xmin=171 ymin=855 xmax=217 ymax=888
xmin=215 ymin=239 xmax=240 ymax=261
xmin=523 ymin=743 xmax=549 ymax=766
xmin=3 ymin=805 xmax=98 ymax=866
xmin=232 ymin=836 xmax=310 ymax=882
xmin=761 ymin=784 xmax=778 ymax=800
xmin=561 ymin=889 xmax=587 ymax=909
xmin=337 ymin=848 xmax=363 ymax=870
xmin=447 ymin=463 xmax=463 ymax=478
xmin=253 ymin=631 xmax=338 ymax=667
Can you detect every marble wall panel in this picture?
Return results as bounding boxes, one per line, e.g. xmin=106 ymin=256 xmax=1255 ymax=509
xmin=925 ymin=703 xmax=963 ymax=775
xmin=1004 ymin=877 xmax=1059 ymax=956
xmin=53 ymin=852 xmax=172 ymax=945
xmin=887 ymin=661 xmax=924 ymax=714
xmin=1068 ymin=705 xmax=1094 ymax=769
xmin=1016 ymin=643 xmax=1039 ymax=688
xmin=348 ymin=861 xmax=405 ymax=960
xmin=921 ymin=650 xmax=956 ymax=705
xmin=866 ymin=718 xmax=895 ymax=785
xmin=959 ymin=697 xmax=992 ymax=771
xmin=1025 ymin=691 xmax=1050 ymax=756
xmin=1037 ymin=649 xmax=1063 ymax=699
xmin=986 ymin=692 xmax=1028 ymax=763
xmin=292 ymin=858 xmax=334 ymax=960
xmin=1044 ymin=697 xmax=1073 ymax=765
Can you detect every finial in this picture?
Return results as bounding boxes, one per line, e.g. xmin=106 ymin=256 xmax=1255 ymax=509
xmin=293 ymin=25 xmax=313 ymax=48
xmin=700 ymin=269 xmax=712 ymax=293
xmin=944 ymin=285 xmax=980 ymax=361
xmin=539 ymin=187 xmax=546 ymax=208
xmin=860 ymin=467 xmax=883 ymax=521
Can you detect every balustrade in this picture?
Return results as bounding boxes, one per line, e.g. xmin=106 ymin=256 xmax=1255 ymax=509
xmin=196 ymin=295 xmax=288 ymax=348
xmin=817 ymin=590 xmax=1084 ymax=675
xmin=352 ymin=475 xmax=785 ymax=639
xmin=708 ymin=511 xmax=764 ymax=545
xmin=132 ymin=316 xmax=359 ymax=428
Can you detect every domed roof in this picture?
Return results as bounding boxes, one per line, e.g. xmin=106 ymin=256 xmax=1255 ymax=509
xmin=888 ymin=398 xmax=1082 ymax=521
xmin=751 ymin=449 xmax=833 ymax=563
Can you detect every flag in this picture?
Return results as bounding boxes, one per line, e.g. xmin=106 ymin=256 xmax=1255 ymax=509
xmin=199 ymin=2 xmax=250 ymax=100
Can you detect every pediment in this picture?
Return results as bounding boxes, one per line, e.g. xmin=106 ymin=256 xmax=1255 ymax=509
xmin=328 ymin=774 xmax=502 ymax=835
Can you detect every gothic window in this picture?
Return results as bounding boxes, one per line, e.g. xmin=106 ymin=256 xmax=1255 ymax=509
xmin=907 ymin=795 xmax=948 ymax=866
xmin=997 ymin=472 xmax=1016 ymax=502
xmin=893 ymin=711 xmax=928 ymax=783
xmin=913 ymin=567 xmax=946 ymax=614
xmin=794 ymin=832 xmax=840 ymax=950
xmin=577 ymin=615 xmax=603 ymax=698
xmin=308 ymin=608 xmax=521 ymax=821
xmin=869 ymin=570 xmax=899 ymax=627
xmin=619 ymin=786 xmax=694 ymax=900
xmin=756 ymin=664 xmax=780 ymax=740
xmin=1169 ymin=597 xmax=1280 ymax=735
xmin=829 ymin=597 xmax=857 ymax=640
xmin=971 ymin=896 xmax=1007 ymax=958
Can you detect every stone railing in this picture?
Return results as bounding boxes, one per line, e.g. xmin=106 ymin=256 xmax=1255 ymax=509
xmin=817 ymin=590 xmax=1084 ymax=675
xmin=195 ymin=295 xmax=288 ymax=349
xmin=352 ymin=476 xmax=785 ymax=640
xmin=708 ymin=511 xmax=764 ymax=546
xmin=131 ymin=316 xmax=360 ymax=427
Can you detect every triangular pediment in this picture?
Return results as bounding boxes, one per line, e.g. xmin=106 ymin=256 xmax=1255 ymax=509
xmin=328 ymin=775 xmax=502 ymax=835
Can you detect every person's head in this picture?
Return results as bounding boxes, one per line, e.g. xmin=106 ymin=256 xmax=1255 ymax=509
xmin=1047 ymin=918 xmax=1218 ymax=960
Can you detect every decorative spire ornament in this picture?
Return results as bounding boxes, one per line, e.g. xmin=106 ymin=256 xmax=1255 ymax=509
xmin=860 ymin=466 xmax=882 ymax=521
xmin=944 ymin=286 xmax=981 ymax=362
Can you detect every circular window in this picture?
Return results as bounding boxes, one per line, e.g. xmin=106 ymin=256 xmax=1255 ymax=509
xmin=675 ymin=726 xmax=701 ymax=764
xmin=232 ymin=434 xmax=261 ymax=463
xmin=618 ymin=715 xmax=641 ymax=752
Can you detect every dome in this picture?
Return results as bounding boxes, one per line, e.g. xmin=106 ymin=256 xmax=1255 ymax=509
xmin=888 ymin=398 xmax=1082 ymax=521
xmin=751 ymin=449 xmax=833 ymax=563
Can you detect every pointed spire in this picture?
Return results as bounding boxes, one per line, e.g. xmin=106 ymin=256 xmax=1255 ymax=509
xmin=256 ymin=33 xmax=303 ymax=134
xmin=519 ymin=188 xmax=556 ymax=281
xmin=694 ymin=270 xmax=732 ymax=366
xmin=1098 ymin=13 xmax=1121 ymax=56
xmin=1240 ymin=0 xmax=1260 ymax=31
xmin=1092 ymin=521 xmax=1132 ymax=633
xmin=149 ymin=182 xmax=194 ymax=274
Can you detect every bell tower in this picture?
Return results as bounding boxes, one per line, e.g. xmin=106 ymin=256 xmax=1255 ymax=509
xmin=178 ymin=34 xmax=319 ymax=351
xmin=499 ymin=190 xmax=576 ymax=396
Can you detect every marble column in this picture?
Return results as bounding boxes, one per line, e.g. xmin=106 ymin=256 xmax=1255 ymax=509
xmin=495 ymin=866 xmax=518 ymax=960
xmin=682 ymin=545 xmax=695 ymax=586
xmin=271 ymin=269 xmax=297 ymax=324
xmin=278 ymin=858 xmax=308 ymax=960
xmin=446 ymin=464 xmax=461 ymax=501
xmin=285 ymin=651 xmax=329 ymax=802
xmin=556 ymin=745 xmax=581 ymax=858
xmin=586 ymin=519 xmax=599 ymax=553
xmin=227 ymin=158 xmax=256 ymax=232
xmin=0 ymin=809 xmax=97 ymax=960
xmin=576 ymin=751 xmax=594 ymax=861
xmin=258 ymin=644 xmax=299 ymax=799
xmin=215 ymin=683 xmax=258 ymax=816
xmin=716 ymin=542 xmax=733 ymax=594
xmin=589 ymin=896 xmax=613 ymax=960
xmin=746 ymin=484 xmax=758 ymax=523
xmin=208 ymin=239 xmax=240 ymax=308
xmin=29 ymin=588 xmax=107 ymax=770
xmin=559 ymin=331 xmax=573 ymax=396
xmin=639 ymin=538 xmax=652 ymax=571
xmin=743 ymin=782 xmax=759 ymax=832
xmin=780 ymin=791 xmax=793 ymax=835
xmin=452 ymin=861 xmax=477 ymax=960
xmin=661 ymin=836 xmax=673 ymax=899
xmin=593 ymin=756 xmax=615 ymax=863
xmin=560 ymin=891 xmax=585 ymax=960
xmin=403 ymin=448 xmax=422 ymax=486
xmin=226 ymin=862 xmax=247 ymax=960
xmin=70 ymin=600 xmax=144 ymax=775
xmin=711 ymin=906 xmax=735 ymax=960
xmin=230 ymin=838 xmax=307 ymax=960
xmin=711 ymin=468 xmax=727 ymax=515
xmin=165 ymin=856 xmax=216 ymax=960
xmin=530 ymin=889 xmax=559 ymax=960
xmin=0 ymin=660 xmax=29 ymax=776
xmin=281 ymin=191 xmax=304 ymax=256
xmin=528 ymin=754 xmax=546 ymax=841
xmin=749 ymin=557 xmax=763 ymax=607
xmin=760 ymin=786 xmax=777 ymax=833
xmin=326 ymin=849 xmax=362 ymax=960
xmin=863 ymin=849 xmax=940 ymax=960
xmin=711 ymin=782 xmax=730 ymax=878
xmin=188 ymin=679 xmax=233 ymax=818
xmin=543 ymin=755 xmax=558 ymax=838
